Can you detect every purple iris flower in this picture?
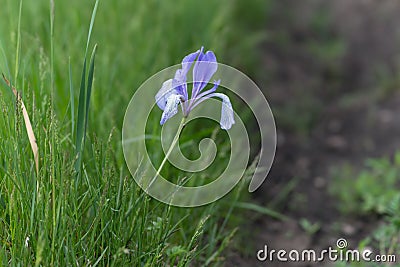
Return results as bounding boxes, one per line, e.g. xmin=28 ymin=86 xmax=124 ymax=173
xmin=155 ymin=47 xmax=235 ymax=130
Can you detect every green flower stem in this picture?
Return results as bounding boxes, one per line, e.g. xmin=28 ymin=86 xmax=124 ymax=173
xmin=148 ymin=117 xmax=186 ymax=189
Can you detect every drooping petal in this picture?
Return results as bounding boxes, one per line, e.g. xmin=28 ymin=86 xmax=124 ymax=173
xmin=219 ymin=95 xmax=235 ymax=130
xmin=192 ymin=49 xmax=218 ymax=98
xmin=155 ymin=79 xmax=176 ymax=110
xmin=209 ymin=93 xmax=235 ymax=130
xmin=160 ymin=94 xmax=182 ymax=125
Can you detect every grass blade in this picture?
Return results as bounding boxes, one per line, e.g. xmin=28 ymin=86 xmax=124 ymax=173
xmin=74 ymin=58 xmax=87 ymax=174
xmin=234 ymin=201 xmax=288 ymax=221
xmin=74 ymin=0 xmax=99 ymax=176
xmin=2 ymin=74 xmax=39 ymax=175
xmin=84 ymin=44 xmax=97 ymax=135
xmin=85 ymin=0 xmax=99 ymax=55
xmin=68 ymin=57 xmax=75 ymax=138
xmin=14 ymin=0 xmax=23 ymax=81
xmin=49 ymin=0 xmax=54 ymax=93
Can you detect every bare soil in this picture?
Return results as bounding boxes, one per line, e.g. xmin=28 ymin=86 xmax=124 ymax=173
xmin=227 ymin=1 xmax=400 ymax=266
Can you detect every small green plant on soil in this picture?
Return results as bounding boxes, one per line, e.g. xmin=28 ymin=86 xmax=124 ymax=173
xmin=331 ymin=152 xmax=400 ymax=266
xmin=299 ymin=218 xmax=321 ymax=236
xmin=330 ymin=152 xmax=400 ymax=215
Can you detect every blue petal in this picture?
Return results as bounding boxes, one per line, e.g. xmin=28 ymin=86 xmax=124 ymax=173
xmin=160 ymin=94 xmax=182 ymax=125
xmin=181 ymin=49 xmax=201 ymax=78
xmin=188 ymin=80 xmax=221 ymax=112
xmin=194 ymin=79 xmax=220 ymax=101
xmin=209 ymin=93 xmax=235 ymax=130
xmin=173 ymin=48 xmax=201 ymax=100
xmin=192 ymin=49 xmax=218 ymax=98
xmin=155 ymin=79 xmax=176 ymax=110
xmin=219 ymin=95 xmax=235 ymax=130
xmin=172 ymin=70 xmax=188 ymax=100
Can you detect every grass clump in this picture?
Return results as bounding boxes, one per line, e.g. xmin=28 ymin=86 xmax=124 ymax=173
xmin=0 ymin=0 xmax=267 ymax=266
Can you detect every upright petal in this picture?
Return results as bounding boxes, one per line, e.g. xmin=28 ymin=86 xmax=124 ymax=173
xmin=192 ymin=49 xmax=218 ymax=98
xmin=155 ymin=79 xmax=176 ymax=110
xmin=172 ymin=70 xmax=188 ymax=100
xmin=173 ymin=48 xmax=201 ymax=100
xmin=180 ymin=49 xmax=201 ymax=78
xmin=160 ymin=94 xmax=182 ymax=125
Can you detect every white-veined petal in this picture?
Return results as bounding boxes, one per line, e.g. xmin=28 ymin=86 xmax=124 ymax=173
xmin=209 ymin=93 xmax=235 ymax=130
xmin=160 ymin=94 xmax=182 ymax=125
xmin=155 ymin=79 xmax=176 ymax=110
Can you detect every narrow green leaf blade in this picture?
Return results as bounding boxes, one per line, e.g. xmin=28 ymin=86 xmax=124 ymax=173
xmin=84 ymin=44 xmax=97 ymax=135
xmin=234 ymin=202 xmax=289 ymax=221
xmin=74 ymin=58 xmax=87 ymax=173
xmin=68 ymin=57 xmax=75 ymax=138
xmin=85 ymin=0 xmax=99 ymax=55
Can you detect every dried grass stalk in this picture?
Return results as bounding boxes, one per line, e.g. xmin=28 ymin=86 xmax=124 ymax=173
xmin=2 ymin=74 xmax=39 ymax=174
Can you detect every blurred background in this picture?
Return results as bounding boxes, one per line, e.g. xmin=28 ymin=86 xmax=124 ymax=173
xmin=0 ymin=0 xmax=399 ymax=266
xmin=236 ymin=1 xmax=400 ymax=266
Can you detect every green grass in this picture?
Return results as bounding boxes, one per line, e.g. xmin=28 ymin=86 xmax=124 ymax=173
xmin=331 ymin=152 xmax=400 ymax=267
xmin=0 ymin=0 xmax=266 ymax=265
